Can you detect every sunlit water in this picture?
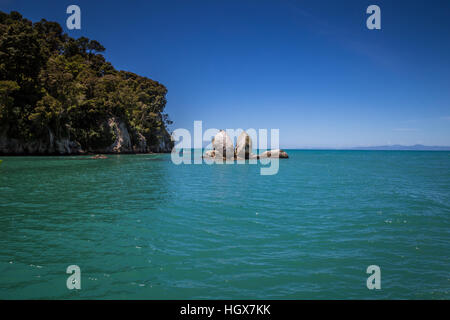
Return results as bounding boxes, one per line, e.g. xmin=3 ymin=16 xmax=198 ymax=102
xmin=0 ymin=150 xmax=449 ymax=299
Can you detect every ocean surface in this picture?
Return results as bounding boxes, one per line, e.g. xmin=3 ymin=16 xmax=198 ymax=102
xmin=0 ymin=150 xmax=449 ymax=299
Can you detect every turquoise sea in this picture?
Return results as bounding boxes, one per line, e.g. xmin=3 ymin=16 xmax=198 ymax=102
xmin=0 ymin=150 xmax=449 ymax=299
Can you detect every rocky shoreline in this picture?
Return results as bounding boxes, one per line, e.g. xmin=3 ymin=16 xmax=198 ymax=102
xmin=0 ymin=117 xmax=173 ymax=156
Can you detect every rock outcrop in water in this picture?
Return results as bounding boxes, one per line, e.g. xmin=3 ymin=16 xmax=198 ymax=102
xmin=259 ymin=149 xmax=289 ymax=159
xmin=212 ymin=130 xmax=235 ymax=160
xmin=204 ymin=130 xmax=288 ymax=160
xmin=235 ymin=131 xmax=253 ymax=160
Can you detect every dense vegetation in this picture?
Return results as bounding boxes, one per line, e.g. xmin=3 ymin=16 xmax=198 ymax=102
xmin=0 ymin=11 xmax=173 ymax=154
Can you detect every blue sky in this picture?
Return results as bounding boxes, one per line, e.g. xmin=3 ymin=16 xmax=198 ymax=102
xmin=2 ymin=0 xmax=450 ymax=148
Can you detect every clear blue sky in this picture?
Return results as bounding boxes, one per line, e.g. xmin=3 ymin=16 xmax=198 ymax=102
xmin=2 ymin=0 xmax=450 ymax=148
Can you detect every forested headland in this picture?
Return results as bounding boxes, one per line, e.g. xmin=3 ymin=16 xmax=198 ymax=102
xmin=0 ymin=11 xmax=173 ymax=155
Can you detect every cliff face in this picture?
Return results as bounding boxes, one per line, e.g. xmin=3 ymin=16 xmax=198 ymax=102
xmin=104 ymin=117 xmax=173 ymax=154
xmin=0 ymin=117 xmax=173 ymax=155
xmin=0 ymin=11 xmax=173 ymax=155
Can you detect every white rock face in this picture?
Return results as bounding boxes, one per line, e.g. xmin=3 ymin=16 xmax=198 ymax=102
xmin=235 ymin=131 xmax=253 ymax=160
xmin=106 ymin=117 xmax=132 ymax=153
xmin=212 ymin=130 xmax=234 ymax=159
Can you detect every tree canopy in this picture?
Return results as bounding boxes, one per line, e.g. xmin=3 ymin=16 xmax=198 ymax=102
xmin=0 ymin=11 xmax=173 ymax=153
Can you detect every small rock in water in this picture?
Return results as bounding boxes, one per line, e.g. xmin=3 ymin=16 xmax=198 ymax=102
xmin=258 ymin=149 xmax=289 ymax=159
xmin=91 ymin=154 xmax=108 ymax=159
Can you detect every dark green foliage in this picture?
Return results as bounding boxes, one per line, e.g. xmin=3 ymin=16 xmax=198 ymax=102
xmin=0 ymin=11 xmax=172 ymax=151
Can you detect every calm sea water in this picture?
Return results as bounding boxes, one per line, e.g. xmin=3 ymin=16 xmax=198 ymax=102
xmin=0 ymin=150 xmax=449 ymax=299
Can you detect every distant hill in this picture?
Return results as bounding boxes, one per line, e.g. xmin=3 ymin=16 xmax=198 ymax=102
xmin=351 ymin=144 xmax=450 ymax=151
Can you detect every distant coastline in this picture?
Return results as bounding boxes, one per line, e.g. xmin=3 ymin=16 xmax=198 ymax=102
xmin=285 ymin=145 xmax=450 ymax=151
xmin=348 ymin=144 xmax=450 ymax=151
